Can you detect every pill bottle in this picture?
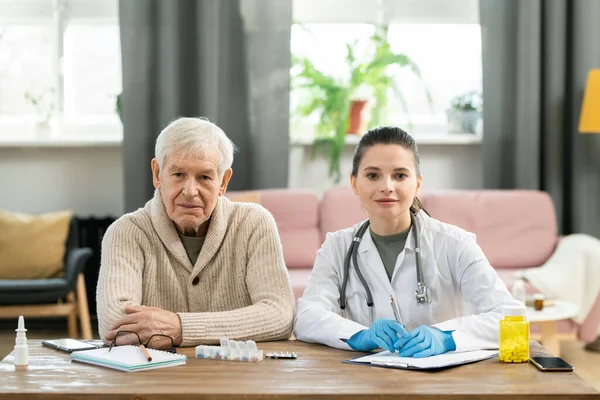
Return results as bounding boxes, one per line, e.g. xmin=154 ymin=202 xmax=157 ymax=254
xmin=499 ymin=305 xmax=529 ymax=363
xmin=534 ymin=293 xmax=545 ymax=311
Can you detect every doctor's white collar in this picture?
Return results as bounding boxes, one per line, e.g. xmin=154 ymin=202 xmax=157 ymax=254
xmin=357 ymin=210 xmax=428 ymax=254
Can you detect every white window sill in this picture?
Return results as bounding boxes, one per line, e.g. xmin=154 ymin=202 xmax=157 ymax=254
xmin=0 ymin=120 xmax=124 ymax=147
xmin=0 ymin=134 xmax=123 ymax=148
xmin=0 ymin=131 xmax=481 ymax=148
xmin=290 ymin=132 xmax=482 ymax=146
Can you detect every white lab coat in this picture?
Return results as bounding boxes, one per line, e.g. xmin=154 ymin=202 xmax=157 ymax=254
xmin=294 ymin=211 xmax=521 ymax=352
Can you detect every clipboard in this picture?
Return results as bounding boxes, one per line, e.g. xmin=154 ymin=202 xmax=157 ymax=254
xmin=344 ymin=350 xmax=498 ymax=371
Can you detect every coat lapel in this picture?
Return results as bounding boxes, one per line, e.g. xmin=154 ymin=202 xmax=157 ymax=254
xmin=357 ymin=230 xmax=394 ymax=292
xmin=191 ymin=196 xmax=228 ymax=276
xmin=149 ymin=190 xmax=194 ymax=273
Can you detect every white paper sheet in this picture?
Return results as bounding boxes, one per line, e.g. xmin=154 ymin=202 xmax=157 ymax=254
xmin=351 ymin=349 xmax=498 ymax=369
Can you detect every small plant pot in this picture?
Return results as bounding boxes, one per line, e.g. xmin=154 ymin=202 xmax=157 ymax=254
xmin=348 ymin=100 xmax=370 ymax=134
xmin=34 ymin=120 xmax=52 ymax=137
xmin=446 ymin=110 xmax=481 ymax=134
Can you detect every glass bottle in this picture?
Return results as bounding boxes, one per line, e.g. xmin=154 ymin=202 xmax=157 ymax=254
xmin=499 ymin=305 xmax=529 ymax=363
xmin=511 ymin=276 xmax=527 ymax=305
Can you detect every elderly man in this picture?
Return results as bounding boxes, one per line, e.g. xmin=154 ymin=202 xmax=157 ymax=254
xmin=97 ymin=117 xmax=295 ymax=348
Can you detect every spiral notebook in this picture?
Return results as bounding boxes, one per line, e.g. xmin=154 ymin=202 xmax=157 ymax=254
xmin=71 ymin=346 xmax=187 ymax=372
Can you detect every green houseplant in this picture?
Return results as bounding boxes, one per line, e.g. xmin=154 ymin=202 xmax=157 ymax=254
xmin=24 ymin=88 xmax=56 ymax=136
xmin=24 ymin=88 xmax=55 ymax=125
xmin=291 ymin=27 xmax=429 ymax=183
xmin=446 ymin=90 xmax=482 ymax=134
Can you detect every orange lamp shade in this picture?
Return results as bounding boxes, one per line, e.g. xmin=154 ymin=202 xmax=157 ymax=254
xmin=579 ymin=69 xmax=600 ymax=133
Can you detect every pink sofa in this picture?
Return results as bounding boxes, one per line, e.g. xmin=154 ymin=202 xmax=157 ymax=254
xmin=227 ymin=187 xmax=600 ymax=341
xmin=226 ymin=189 xmax=322 ymax=300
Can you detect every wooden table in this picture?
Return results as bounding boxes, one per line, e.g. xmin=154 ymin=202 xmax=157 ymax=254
xmin=1 ymin=340 xmax=598 ymax=399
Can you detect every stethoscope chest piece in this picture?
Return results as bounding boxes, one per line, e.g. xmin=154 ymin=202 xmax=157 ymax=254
xmin=415 ymin=281 xmax=432 ymax=304
xmin=340 ymin=211 xmax=434 ymax=315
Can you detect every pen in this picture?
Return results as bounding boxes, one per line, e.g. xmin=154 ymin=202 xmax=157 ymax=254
xmin=140 ymin=344 xmax=152 ymax=362
xmin=390 ymin=295 xmax=404 ymax=327
xmin=372 ymin=361 xmax=410 ymax=368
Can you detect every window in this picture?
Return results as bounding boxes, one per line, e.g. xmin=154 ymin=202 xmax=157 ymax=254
xmin=64 ymin=24 xmax=121 ymax=121
xmin=386 ymin=23 xmax=482 ymax=130
xmin=291 ymin=0 xmax=482 ymax=135
xmin=0 ymin=24 xmax=53 ymax=117
xmin=0 ymin=0 xmax=122 ymax=136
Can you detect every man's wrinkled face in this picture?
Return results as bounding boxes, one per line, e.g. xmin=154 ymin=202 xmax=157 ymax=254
xmin=151 ymin=148 xmax=232 ymax=236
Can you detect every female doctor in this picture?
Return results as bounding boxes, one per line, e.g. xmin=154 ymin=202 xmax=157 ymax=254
xmin=294 ymin=126 xmax=521 ymax=358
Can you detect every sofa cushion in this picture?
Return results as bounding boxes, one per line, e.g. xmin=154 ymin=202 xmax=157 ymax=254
xmin=320 ymin=185 xmax=366 ymax=241
xmin=0 ymin=210 xmax=72 ymax=279
xmin=0 ymin=278 xmax=68 ymax=293
xmin=227 ymin=189 xmax=321 ymax=269
xmin=421 ymin=190 xmax=558 ymax=269
xmin=0 ymin=278 xmax=72 ymax=305
xmin=225 ymin=190 xmax=262 ymax=204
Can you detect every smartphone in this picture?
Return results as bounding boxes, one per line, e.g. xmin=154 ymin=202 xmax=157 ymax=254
xmin=42 ymin=339 xmax=104 ymax=353
xmin=529 ymin=356 xmax=574 ymax=372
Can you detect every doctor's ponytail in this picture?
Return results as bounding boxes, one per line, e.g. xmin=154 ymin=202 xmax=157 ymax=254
xmin=352 ymin=126 xmax=430 ymax=216
xmin=410 ymin=197 xmax=429 ymax=216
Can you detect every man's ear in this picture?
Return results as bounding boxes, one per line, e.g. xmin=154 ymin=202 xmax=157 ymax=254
xmin=350 ymin=173 xmax=359 ymax=196
xmin=151 ymin=158 xmax=161 ymax=190
xmin=219 ymin=168 xmax=233 ymax=196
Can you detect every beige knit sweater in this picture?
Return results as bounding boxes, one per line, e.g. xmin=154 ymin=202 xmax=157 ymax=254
xmin=96 ymin=191 xmax=295 ymax=346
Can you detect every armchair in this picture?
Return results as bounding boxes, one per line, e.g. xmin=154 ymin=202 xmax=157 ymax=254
xmin=0 ymin=218 xmax=93 ymax=339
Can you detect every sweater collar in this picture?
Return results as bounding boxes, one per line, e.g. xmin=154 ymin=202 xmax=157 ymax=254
xmin=148 ymin=190 xmax=229 ymax=274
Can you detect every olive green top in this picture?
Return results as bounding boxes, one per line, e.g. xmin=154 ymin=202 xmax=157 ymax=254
xmin=370 ymin=227 xmax=410 ymax=281
xmin=179 ymin=233 xmax=206 ymax=265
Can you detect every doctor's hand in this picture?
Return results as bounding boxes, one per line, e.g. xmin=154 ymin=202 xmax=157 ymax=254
xmin=347 ymin=319 xmax=408 ymax=353
xmin=394 ymin=325 xmax=456 ymax=358
xmin=105 ymin=305 xmax=183 ymax=349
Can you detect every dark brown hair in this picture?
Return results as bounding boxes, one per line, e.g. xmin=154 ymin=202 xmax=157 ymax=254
xmin=351 ymin=126 xmax=428 ymax=215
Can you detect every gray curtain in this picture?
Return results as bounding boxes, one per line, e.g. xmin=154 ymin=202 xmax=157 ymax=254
xmin=119 ymin=0 xmax=292 ymax=212
xmin=480 ymin=0 xmax=600 ymax=236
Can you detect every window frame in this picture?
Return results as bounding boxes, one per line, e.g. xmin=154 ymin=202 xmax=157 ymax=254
xmin=290 ymin=0 xmax=482 ymax=136
xmin=0 ymin=0 xmax=121 ymax=138
xmin=293 ymin=0 xmax=479 ymax=24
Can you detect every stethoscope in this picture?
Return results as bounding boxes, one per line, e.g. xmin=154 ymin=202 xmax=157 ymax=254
xmin=339 ymin=211 xmax=432 ymax=316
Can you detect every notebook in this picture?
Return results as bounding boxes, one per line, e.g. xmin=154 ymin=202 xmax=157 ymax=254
xmin=346 ymin=349 xmax=498 ymax=371
xmin=71 ymin=345 xmax=187 ymax=372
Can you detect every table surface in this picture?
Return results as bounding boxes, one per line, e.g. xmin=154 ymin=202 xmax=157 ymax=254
xmin=526 ymin=300 xmax=579 ymax=322
xmin=1 ymin=340 xmax=598 ymax=400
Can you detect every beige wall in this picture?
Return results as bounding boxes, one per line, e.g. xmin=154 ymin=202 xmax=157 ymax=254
xmin=0 ymin=142 xmax=481 ymax=216
xmin=288 ymin=143 xmax=483 ymax=196
xmin=0 ymin=147 xmax=124 ymax=216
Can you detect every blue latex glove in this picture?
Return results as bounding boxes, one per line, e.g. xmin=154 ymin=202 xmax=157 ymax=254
xmin=347 ymin=319 xmax=408 ymax=353
xmin=393 ymin=325 xmax=456 ymax=358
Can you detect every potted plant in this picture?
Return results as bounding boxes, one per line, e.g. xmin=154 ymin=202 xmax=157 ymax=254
xmin=446 ymin=90 xmax=482 ymax=134
xmin=24 ymin=88 xmax=55 ymax=135
xmin=291 ymin=27 xmax=430 ymax=183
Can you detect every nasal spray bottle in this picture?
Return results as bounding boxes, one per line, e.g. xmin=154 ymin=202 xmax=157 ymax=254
xmin=14 ymin=315 xmax=28 ymax=366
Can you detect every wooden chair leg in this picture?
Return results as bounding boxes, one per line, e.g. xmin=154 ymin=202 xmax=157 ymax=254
xmin=66 ymin=292 xmax=78 ymax=338
xmin=76 ymin=273 xmax=93 ymax=340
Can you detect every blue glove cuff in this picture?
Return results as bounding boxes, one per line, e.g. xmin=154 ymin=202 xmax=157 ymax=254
xmin=442 ymin=330 xmax=457 ymax=352
xmin=347 ymin=329 xmax=367 ymax=351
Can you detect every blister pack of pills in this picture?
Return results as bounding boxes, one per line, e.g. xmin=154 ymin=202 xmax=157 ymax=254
xmin=195 ymin=338 xmax=263 ymax=362
xmin=265 ymin=351 xmax=297 ymax=359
